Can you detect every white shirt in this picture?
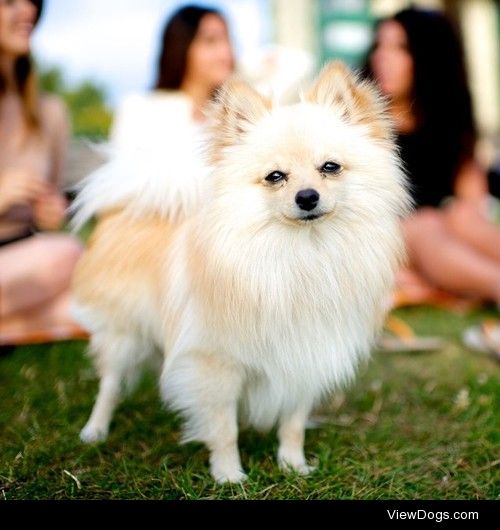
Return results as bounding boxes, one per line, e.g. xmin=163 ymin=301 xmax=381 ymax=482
xmin=111 ymin=91 xmax=203 ymax=155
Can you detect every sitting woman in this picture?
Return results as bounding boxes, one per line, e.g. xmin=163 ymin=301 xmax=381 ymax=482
xmin=365 ymin=7 xmax=500 ymax=356
xmin=0 ymin=0 xmax=84 ymax=345
xmin=366 ymin=7 xmax=500 ymax=307
xmin=71 ymin=4 xmax=235 ymax=230
xmin=111 ymin=5 xmax=234 ymax=159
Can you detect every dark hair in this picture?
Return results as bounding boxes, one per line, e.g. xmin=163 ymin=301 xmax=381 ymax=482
xmin=0 ymin=0 xmax=44 ymax=128
xmin=155 ymin=4 xmax=224 ymax=90
xmin=365 ymin=7 xmax=476 ymax=164
xmin=32 ymin=0 xmax=43 ymax=23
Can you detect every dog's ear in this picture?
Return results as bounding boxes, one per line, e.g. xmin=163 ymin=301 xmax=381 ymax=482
xmin=207 ymin=78 xmax=271 ymax=164
xmin=306 ymin=61 xmax=392 ymax=141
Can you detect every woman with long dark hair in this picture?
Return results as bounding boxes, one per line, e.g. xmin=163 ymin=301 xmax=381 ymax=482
xmin=366 ymin=7 xmax=500 ymax=309
xmin=0 ymin=0 xmax=85 ymax=345
xmin=111 ymin=5 xmax=234 ymax=150
xmin=71 ymin=4 xmax=234 ymax=231
xmin=155 ymin=5 xmax=234 ymax=115
xmin=80 ymin=4 xmax=237 ymax=232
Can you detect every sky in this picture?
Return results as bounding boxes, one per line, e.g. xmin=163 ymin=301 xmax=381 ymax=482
xmin=32 ymin=0 xmax=272 ymax=108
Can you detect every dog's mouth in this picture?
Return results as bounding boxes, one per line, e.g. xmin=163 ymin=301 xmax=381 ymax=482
xmin=281 ymin=211 xmax=331 ymax=225
xmin=300 ymin=213 xmax=324 ymax=222
xmin=296 ymin=211 xmax=330 ymax=224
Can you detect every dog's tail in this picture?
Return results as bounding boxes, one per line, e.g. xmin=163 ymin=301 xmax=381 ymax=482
xmin=69 ymin=133 xmax=209 ymax=231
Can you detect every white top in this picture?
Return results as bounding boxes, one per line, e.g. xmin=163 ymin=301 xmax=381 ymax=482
xmin=111 ymin=91 xmax=202 ymax=154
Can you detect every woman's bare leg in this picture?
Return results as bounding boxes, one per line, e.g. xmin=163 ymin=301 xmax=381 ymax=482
xmin=0 ymin=290 xmax=77 ymax=335
xmin=0 ymin=233 xmax=83 ymax=340
xmin=444 ymin=200 xmax=500 ymax=263
xmin=395 ymin=267 xmax=438 ymax=297
xmin=403 ymin=208 xmax=500 ymax=302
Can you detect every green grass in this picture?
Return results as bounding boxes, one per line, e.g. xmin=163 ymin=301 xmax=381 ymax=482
xmin=0 ymin=306 xmax=498 ymax=500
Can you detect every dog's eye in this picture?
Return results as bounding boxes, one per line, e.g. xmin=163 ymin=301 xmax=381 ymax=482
xmin=320 ymin=161 xmax=342 ymax=174
xmin=265 ymin=171 xmax=287 ymax=183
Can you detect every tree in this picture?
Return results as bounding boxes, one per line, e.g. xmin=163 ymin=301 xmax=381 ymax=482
xmin=38 ymin=65 xmax=113 ymax=140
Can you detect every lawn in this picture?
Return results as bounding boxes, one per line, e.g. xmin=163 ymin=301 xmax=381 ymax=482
xmin=0 ymin=305 xmax=498 ymax=500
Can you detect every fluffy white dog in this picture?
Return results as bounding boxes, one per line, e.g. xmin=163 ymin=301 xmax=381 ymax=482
xmin=71 ymin=62 xmax=411 ymax=483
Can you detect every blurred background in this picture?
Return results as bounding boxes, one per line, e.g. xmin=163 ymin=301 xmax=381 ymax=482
xmin=31 ymin=0 xmax=499 ymax=181
xmin=2 ymin=1 xmax=499 ymax=498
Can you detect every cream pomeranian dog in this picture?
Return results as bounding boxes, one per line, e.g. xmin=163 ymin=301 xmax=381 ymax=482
xmin=71 ymin=62 xmax=411 ymax=483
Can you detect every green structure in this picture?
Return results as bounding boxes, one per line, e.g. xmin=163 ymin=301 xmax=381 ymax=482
xmin=316 ymin=0 xmax=374 ymax=68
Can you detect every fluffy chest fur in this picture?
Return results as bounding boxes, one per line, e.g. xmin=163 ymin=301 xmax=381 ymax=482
xmin=165 ymin=208 xmax=401 ymax=400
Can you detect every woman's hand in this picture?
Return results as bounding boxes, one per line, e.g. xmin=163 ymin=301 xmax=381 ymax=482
xmin=33 ymin=187 xmax=68 ymax=231
xmin=0 ymin=168 xmax=47 ymax=215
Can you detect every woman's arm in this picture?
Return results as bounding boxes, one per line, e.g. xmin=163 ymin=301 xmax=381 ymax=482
xmin=454 ymin=158 xmax=489 ymax=210
xmin=32 ymin=97 xmax=70 ymax=231
xmin=43 ymin=96 xmax=70 ymax=188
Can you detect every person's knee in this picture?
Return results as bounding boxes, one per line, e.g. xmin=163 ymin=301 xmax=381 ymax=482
xmin=60 ymin=236 xmax=84 ymax=267
xmin=403 ymin=207 xmax=443 ymax=238
xmin=444 ymin=200 xmax=478 ymax=230
xmin=416 ymin=207 xmax=443 ymax=225
xmin=35 ymin=234 xmax=83 ymax=281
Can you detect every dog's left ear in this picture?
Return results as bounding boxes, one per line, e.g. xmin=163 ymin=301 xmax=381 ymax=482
xmin=306 ymin=61 xmax=392 ymax=142
xmin=207 ymin=78 xmax=271 ymax=164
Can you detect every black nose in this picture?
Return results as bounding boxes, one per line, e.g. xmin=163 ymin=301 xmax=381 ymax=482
xmin=295 ymin=188 xmax=320 ymax=211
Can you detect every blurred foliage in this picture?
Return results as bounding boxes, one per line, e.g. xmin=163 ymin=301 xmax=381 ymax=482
xmin=38 ymin=65 xmax=113 ymax=140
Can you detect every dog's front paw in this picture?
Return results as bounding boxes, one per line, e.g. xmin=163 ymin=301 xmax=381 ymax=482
xmin=280 ymin=461 xmax=316 ymax=476
xmin=212 ymin=467 xmax=248 ymax=484
xmin=278 ymin=449 xmax=316 ymax=476
xmin=80 ymin=423 xmax=108 ymax=444
xmin=209 ymin=447 xmax=247 ymax=484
